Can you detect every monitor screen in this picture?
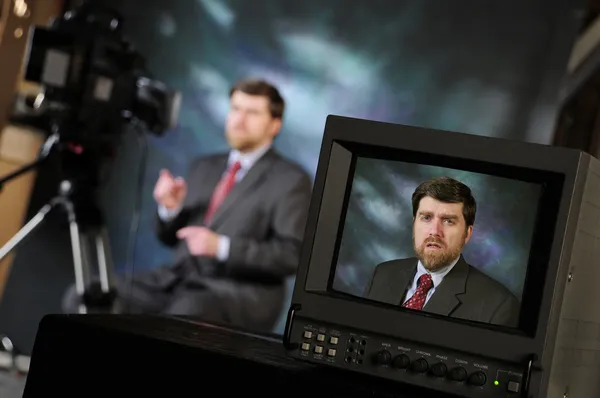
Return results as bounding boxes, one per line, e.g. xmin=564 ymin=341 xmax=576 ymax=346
xmin=331 ymin=154 xmax=545 ymax=330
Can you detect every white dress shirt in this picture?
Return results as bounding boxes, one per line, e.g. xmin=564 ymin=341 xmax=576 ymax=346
xmin=158 ymin=143 xmax=272 ymax=262
xmin=402 ymin=256 xmax=460 ymax=307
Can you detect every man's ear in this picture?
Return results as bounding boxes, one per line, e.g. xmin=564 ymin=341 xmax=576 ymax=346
xmin=464 ymin=225 xmax=473 ymax=244
xmin=270 ymin=118 xmax=282 ymax=137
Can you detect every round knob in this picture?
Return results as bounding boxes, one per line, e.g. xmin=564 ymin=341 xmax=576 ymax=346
xmin=410 ymin=358 xmax=428 ymax=373
xmin=373 ymin=350 xmax=392 ymax=366
xmin=430 ymin=362 xmax=447 ymax=377
xmin=467 ymin=371 xmax=487 ymax=387
xmin=391 ymin=354 xmax=410 ymax=369
xmin=448 ymin=366 xmax=468 ymax=382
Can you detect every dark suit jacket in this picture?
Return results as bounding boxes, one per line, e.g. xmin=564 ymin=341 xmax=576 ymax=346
xmin=364 ymin=256 xmax=520 ymax=328
xmin=155 ymin=148 xmax=312 ymax=331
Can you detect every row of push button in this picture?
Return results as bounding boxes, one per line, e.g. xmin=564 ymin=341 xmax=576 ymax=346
xmin=301 ymin=342 xmax=337 ymax=357
xmin=303 ymin=331 xmax=339 ymax=345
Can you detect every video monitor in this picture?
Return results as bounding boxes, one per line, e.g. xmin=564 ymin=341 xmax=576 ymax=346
xmin=285 ymin=115 xmax=599 ymax=398
xmin=332 ymin=157 xmax=541 ymax=329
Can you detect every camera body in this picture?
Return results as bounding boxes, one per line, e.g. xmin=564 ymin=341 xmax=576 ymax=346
xmin=22 ymin=1 xmax=180 ymax=139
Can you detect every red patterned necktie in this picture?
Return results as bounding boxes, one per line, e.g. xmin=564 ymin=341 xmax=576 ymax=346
xmin=402 ymin=273 xmax=434 ymax=310
xmin=203 ymin=161 xmax=242 ymax=224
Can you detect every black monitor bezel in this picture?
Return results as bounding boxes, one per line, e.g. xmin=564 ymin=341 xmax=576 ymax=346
xmin=291 ymin=115 xmax=584 ymax=363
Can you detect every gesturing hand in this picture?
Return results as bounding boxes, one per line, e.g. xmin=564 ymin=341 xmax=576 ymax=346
xmin=153 ymin=169 xmax=187 ymax=209
xmin=176 ymin=226 xmax=220 ymax=257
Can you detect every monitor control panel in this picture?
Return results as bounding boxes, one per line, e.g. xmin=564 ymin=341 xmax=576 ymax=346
xmin=286 ymin=316 xmax=524 ymax=398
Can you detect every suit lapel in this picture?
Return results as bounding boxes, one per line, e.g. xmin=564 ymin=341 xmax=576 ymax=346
xmin=423 ymin=255 xmax=469 ymax=315
xmin=207 ymin=149 xmax=277 ymax=228
xmin=390 ymin=261 xmax=417 ymax=305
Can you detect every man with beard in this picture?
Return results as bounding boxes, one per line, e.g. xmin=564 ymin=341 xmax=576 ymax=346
xmin=63 ymin=78 xmax=312 ymax=333
xmin=363 ymin=176 xmax=520 ymax=328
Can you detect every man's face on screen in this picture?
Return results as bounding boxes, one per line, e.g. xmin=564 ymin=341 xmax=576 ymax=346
xmin=412 ymin=196 xmax=473 ymax=272
xmin=225 ymin=91 xmax=281 ymax=152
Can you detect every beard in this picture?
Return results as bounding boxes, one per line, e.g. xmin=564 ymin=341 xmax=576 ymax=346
xmin=225 ymin=129 xmax=266 ymax=153
xmin=226 ymin=133 xmax=253 ymax=151
xmin=413 ymin=235 xmax=464 ymax=272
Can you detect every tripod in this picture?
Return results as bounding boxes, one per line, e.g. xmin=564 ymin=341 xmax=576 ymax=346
xmin=0 ymin=131 xmax=117 ymax=314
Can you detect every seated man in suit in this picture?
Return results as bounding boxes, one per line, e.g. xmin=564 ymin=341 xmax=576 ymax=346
xmin=364 ymin=176 xmax=520 ymax=328
xmin=63 ymin=78 xmax=312 ymax=333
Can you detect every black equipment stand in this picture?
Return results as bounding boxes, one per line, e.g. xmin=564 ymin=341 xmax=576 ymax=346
xmin=0 ymin=129 xmax=117 ymax=314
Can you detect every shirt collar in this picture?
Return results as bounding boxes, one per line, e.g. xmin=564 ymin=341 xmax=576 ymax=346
xmin=228 ymin=143 xmax=271 ymax=171
xmin=415 ymin=255 xmax=460 ymax=288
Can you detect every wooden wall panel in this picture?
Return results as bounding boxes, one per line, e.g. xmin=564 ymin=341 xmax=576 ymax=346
xmin=0 ymin=0 xmax=63 ymax=298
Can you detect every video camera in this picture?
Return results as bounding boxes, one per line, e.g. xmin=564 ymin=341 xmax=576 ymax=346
xmin=19 ymin=0 xmax=180 ymax=140
xmin=2 ymin=0 xmax=182 ymax=191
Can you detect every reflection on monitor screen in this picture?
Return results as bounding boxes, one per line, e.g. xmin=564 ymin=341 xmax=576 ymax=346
xmin=332 ymin=156 xmax=542 ymax=328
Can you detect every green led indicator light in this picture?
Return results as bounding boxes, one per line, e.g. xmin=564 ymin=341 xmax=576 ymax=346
xmin=494 ymin=381 xmax=500 ymax=386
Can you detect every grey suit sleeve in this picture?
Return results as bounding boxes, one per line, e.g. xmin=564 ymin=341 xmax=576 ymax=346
xmin=225 ymin=173 xmax=312 ymax=279
xmin=489 ymin=293 xmax=521 ymax=328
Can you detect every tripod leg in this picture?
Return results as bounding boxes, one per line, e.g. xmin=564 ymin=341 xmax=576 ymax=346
xmin=0 ymin=203 xmax=54 ymax=262
xmin=61 ymin=199 xmax=91 ymax=314
xmin=94 ymin=227 xmax=115 ymax=294
xmin=79 ymin=231 xmax=94 ymax=294
xmin=93 ymin=227 xmax=117 ymax=313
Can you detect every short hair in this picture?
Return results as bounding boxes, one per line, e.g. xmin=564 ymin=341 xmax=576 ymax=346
xmin=411 ymin=176 xmax=477 ymax=227
xmin=229 ymin=78 xmax=285 ymax=119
